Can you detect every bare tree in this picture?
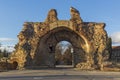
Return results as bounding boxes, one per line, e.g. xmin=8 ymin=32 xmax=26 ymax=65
xmin=55 ymin=41 xmax=73 ymax=65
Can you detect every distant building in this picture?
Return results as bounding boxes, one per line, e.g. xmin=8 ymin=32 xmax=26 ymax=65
xmin=111 ymin=46 xmax=120 ymax=62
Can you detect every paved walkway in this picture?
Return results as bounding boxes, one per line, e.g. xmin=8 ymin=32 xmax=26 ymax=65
xmin=0 ymin=67 xmax=120 ymax=80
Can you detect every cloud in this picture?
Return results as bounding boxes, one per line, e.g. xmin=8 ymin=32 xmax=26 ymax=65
xmin=0 ymin=45 xmax=15 ymax=52
xmin=0 ymin=38 xmax=17 ymax=42
xmin=111 ymin=32 xmax=120 ymax=45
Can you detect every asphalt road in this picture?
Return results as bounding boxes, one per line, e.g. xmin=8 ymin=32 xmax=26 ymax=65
xmin=0 ymin=66 xmax=120 ymax=80
xmin=0 ymin=75 xmax=120 ymax=80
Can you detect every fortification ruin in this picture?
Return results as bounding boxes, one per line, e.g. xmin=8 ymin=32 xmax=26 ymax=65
xmin=1 ymin=7 xmax=114 ymax=71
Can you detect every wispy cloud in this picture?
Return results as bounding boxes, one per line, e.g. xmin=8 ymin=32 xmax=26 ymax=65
xmin=0 ymin=45 xmax=15 ymax=52
xmin=110 ymin=32 xmax=120 ymax=45
xmin=0 ymin=38 xmax=17 ymax=42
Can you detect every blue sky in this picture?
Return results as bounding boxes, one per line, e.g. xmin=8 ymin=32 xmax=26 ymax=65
xmin=0 ymin=0 xmax=120 ymax=48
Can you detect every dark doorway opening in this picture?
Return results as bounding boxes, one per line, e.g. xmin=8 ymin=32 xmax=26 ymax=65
xmin=13 ymin=61 xmax=18 ymax=70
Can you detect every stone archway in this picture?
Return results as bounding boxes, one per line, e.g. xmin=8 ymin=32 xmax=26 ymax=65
xmin=33 ymin=27 xmax=88 ymax=68
xmin=10 ymin=7 xmax=110 ymax=70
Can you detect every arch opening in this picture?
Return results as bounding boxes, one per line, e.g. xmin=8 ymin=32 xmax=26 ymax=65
xmin=55 ymin=41 xmax=74 ymax=68
xmin=12 ymin=61 xmax=18 ymax=70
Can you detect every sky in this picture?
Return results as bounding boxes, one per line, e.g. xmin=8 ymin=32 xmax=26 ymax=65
xmin=0 ymin=0 xmax=120 ymax=51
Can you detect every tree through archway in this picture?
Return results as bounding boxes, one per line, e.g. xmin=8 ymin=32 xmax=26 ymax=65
xmin=55 ymin=41 xmax=73 ymax=66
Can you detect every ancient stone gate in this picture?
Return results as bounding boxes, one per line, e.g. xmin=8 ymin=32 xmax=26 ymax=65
xmin=10 ymin=7 xmax=110 ymax=70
